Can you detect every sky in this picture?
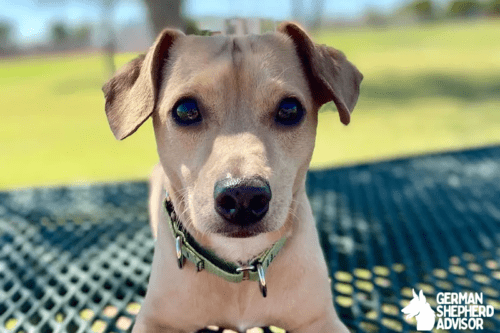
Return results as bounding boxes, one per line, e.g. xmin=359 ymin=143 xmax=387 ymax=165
xmin=0 ymin=0 xmax=407 ymax=44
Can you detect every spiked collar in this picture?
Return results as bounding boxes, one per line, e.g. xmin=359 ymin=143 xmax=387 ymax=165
xmin=164 ymin=195 xmax=287 ymax=297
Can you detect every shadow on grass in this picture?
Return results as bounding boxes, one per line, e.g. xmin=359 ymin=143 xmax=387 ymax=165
xmin=360 ymin=71 xmax=500 ymax=103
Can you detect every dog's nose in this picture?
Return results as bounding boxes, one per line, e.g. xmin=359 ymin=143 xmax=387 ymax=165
xmin=214 ymin=177 xmax=272 ymax=226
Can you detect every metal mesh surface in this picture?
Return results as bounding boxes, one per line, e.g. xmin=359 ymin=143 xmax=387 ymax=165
xmin=1 ymin=146 xmax=499 ymax=333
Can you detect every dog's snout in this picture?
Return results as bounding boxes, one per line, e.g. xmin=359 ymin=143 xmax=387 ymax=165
xmin=214 ymin=177 xmax=272 ymax=226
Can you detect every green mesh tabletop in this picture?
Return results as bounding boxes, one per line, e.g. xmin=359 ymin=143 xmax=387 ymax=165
xmin=1 ymin=146 xmax=499 ymax=333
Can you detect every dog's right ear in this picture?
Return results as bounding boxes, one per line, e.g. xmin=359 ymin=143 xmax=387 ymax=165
xmin=278 ymin=22 xmax=363 ymax=125
xmin=102 ymin=29 xmax=184 ymax=140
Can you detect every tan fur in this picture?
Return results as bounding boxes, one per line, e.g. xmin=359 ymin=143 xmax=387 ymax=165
xmin=103 ymin=22 xmax=362 ymax=333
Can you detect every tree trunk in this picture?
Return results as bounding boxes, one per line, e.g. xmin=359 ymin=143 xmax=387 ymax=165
xmin=311 ymin=0 xmax=325 ymax=30
xmin=102 ymin=0 xmax=116 ymax=77
xmin=143 ymin=0 xmax=184 ymax=35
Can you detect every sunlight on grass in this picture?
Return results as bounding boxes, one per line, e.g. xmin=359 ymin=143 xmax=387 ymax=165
xmin=312 ymin=98 xmax=500 ymax=169
xmin=311 ymin=19 xmax=500 ymax=167
xmin=1 ymin=20 xmax=500 ymax=189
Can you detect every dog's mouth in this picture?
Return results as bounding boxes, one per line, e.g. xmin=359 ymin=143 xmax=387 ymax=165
xmin=211 ymin=222 xmax=272 ymax=238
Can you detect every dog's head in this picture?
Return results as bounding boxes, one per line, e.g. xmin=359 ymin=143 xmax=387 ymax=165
xmin=402 ymin=289 xmax=428 ymax=319
xmin=103 ymin=22 xmax=362 ymax=261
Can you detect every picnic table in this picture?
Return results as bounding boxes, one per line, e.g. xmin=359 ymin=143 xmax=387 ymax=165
xmin=1 ymin=146 xmax=499 ymax=333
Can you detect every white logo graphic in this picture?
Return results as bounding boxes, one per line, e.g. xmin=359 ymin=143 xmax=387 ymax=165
xmin=402 ymin=289 xmax=495 ymax=330
xmin=401 ymin=289 xmax=436 ymax=331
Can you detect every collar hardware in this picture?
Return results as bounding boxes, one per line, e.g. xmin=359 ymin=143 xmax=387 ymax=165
xmin=257 ymin=263 xmax=267 ymax=297
xmin=175 ymin=235 xmax=184 ymax=269
xmin=236 ymin=265 xmax=255 ymax=272
xmin=236 ymin=264 xmax=255 ymax=281
xmin=164 ymin=193 xmax=285 ymax=298
xmin=196 ymin=261 xmax=204 ymax=272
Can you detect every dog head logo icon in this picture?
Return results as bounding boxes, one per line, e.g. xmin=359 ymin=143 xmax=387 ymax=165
xmin=401 ymin=289 xmax=436 ymax=331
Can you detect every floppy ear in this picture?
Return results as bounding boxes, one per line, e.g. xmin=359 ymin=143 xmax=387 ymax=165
xmin=102 ymin=29 xmax=184 ymax=140
xmin=277 ymin=22 xmax=363 ymax=125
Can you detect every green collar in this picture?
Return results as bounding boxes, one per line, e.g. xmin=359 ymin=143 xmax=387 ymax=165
xmin=164 ymin=196 xmax=287 ymax=297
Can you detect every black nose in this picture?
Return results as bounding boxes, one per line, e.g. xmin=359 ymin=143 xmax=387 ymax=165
xmin=214 ymin=177 xmax=272 ymax=226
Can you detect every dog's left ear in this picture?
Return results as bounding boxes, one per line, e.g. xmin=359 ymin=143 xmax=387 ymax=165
xmin=102 ymin=29 xmax=184 ymax=140
xmin=277 ymin=22 xmax=363 ymax=125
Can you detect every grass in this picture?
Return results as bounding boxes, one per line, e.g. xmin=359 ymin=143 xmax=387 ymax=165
xmin=312 ymin=19 xmax=500 ymax=167
xmin=1 ymin=20 xmax=500 ymax=189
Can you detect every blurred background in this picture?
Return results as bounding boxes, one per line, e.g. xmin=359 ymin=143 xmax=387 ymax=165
xmin=1 ymin=0 xmax=499 ymax=190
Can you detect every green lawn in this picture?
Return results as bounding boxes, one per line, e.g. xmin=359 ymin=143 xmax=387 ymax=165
xmin=1 ymin=20 xmax=500 ymax=189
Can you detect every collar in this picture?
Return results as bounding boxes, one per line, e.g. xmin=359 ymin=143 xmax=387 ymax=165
xmin=164 ymin=195 xmax=287 ymax=297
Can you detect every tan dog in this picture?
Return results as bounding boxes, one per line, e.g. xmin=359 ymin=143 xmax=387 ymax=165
xmin=103 ymin=22 xmax=362 ymax=333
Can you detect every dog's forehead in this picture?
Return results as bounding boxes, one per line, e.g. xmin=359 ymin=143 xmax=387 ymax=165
xmin=168 ymin=33 xmax=302 ymax=82
xmin=159 ymin=32 xmax=312 ymax=112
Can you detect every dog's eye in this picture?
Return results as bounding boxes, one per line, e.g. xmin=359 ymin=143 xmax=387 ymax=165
xmin=275 ymin=98 xmax=304 ymax=126
xmin=172 ymin=99 xmax=202 ymax=126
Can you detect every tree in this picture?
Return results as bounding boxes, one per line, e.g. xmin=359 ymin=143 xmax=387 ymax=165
xmin=412 ymin=0 xmax=435 ymax=21
xmin=143 ymin=0 xmax=184 ymax=35
xmin=398 ymin=0 xmax=437 ymax=22
xmin=0 ymin=21 xmax=13 ymax=52
xmin=447 ymin=0 xmax=481 ymax=17
xmin=486 ymin=0 xmax=500 ymax=16
xmin=364 ymin=8 xmax=388 ymax=27
xmin=37 ymin=0 xmax=117 ymax=76
xmin=51 ymin=22 xmax=70 ymax=46
xmin=74 ymin=24 xmax=92 ymax=47
xmin=101 ymin=0 xmax=117 ymax=75
xmin=37 ymin=0 xmax=185 ymax=74
xmin=310 ymin=0 xmax=325 ymax=30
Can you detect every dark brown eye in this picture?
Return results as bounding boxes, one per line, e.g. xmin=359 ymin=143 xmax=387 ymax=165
xmin=275 ymin=98 xmax=304 ymax=126
xmin=172 ymin=99 xmax=202 ymax=126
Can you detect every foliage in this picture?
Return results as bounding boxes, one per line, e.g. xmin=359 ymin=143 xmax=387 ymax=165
xmin=411 ymin=0 xmax=435 ymax=20
xmin=73 ymin=25 xmax=92 ymax=45
xmin=184 ymin=18 xmax=213 ymax=36
xmin=393 ymin=0 xmax=497 ymax=22
xmin=0 ymin=21 xmax=13 ymax=51
xmin=486 ymin=0 xmax=500 ymax=16
xmin=49 ymin=22 xmax=92 ymax=48
xmin=51 ymin=22 xmax=70 ymax=45
xmin=364 ymin=8 xmax=389 ymax=27
xmin=447 ymin=0 xmax=481 ymax=17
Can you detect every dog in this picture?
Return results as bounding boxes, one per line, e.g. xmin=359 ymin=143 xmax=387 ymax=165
xmin=103 ymin=22 xmax=362 ymax=333
xmin=401 ymin=289 xmax=436 ymax=331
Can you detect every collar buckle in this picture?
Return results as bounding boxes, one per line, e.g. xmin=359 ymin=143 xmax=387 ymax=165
xmin=235 ymin=263 xmax=267 ymax=297
xmin=236 ymin=264 xmax=255 ymax=281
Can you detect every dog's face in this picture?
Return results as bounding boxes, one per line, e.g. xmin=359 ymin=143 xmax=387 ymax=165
xmin=153 ymin=34 xmax=317 ymax=240
xmin=103 ymin=23 xmax=362 ymax=260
